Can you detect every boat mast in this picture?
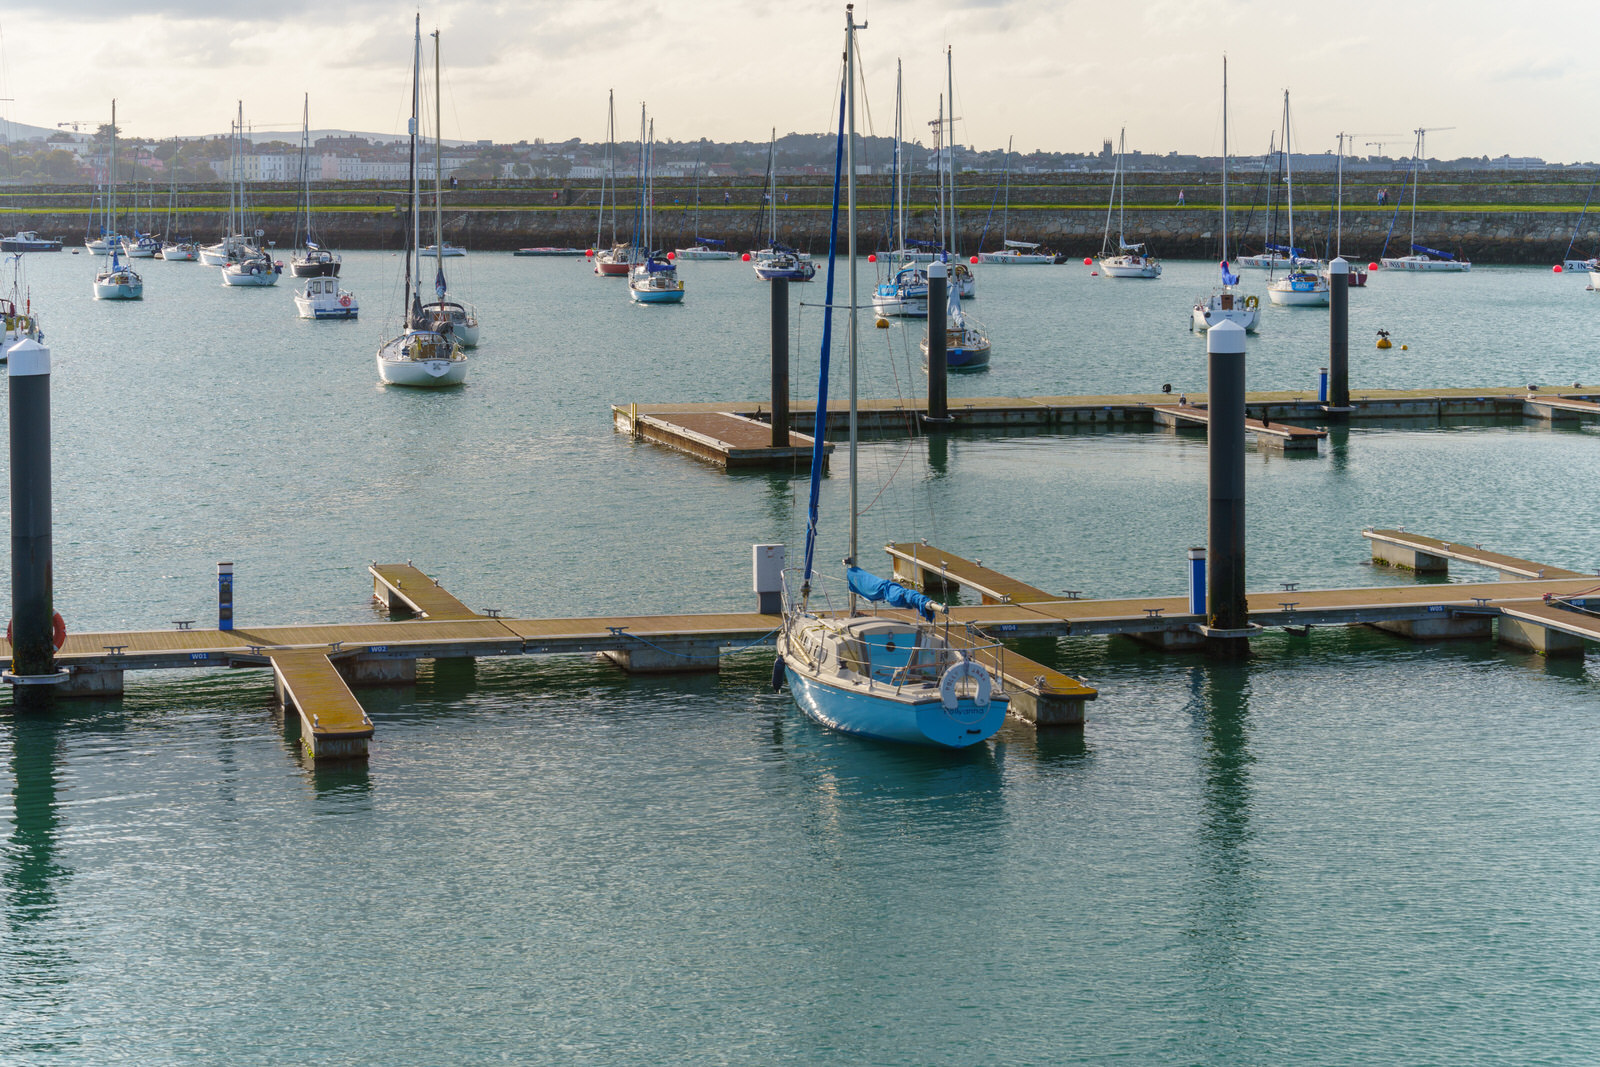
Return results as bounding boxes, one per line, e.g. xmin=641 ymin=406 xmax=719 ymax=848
xmin=1001 ymin=134 xmax=1012 ymax=246
xmin=893 ymin=59 xmax=902 ymax=260
xmin=1282 ymin=91 xmax=1294 ymax=266
xmin=433 ymin=26 xmax=444 ymax=280
xmin=945 ymin=45 xmax=957 ymax=258
xmin=1409 ymin=127 xmax=1422 ymax=249
xmin=1117 ymin=129 xmax=1126 ymax=246
xmin=1221 ymin=59 xmax=1228 ymax=265
xmin=405 ymin=15 xmax=419 ymax=326
xmin=768 ymin=128 xmax=777 ymax=246
xmin=690 ymin=141 xmax=700 ymax=244
xmin=645 ymin=117 xmax=654 ymax=253
xmin=605 ymin=91 xmax=616 ymax=248
xmin=935 ymin=95 xmax=945 ymax=253
xmin=108 ymin=100 xmax=116 ymax=243
xmin=297 ymin=93 xmax=309 ymax=255
xmin=846 ymin=3 xmax=860 ymax=586
xmin=1335 ymin=131 xmax=1345 ymax=258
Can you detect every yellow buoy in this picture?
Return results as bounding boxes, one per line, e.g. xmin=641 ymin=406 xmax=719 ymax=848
xmin=1376 ymin=329 xmax=1392 ymax=350
xmin=1400 ymin=344 xmax=1408 ymax=350
xmin=875 ymin=316 xmax=889 ymax=329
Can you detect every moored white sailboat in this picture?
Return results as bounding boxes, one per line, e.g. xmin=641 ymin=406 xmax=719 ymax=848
xmin=1266 ymin=91 xmax=1329 ymax=308
xmin=90 ymin=102 xmax=143 ymax=301
xmin=1193 ymin=57 xmax=1260 ymax=333
xmin=417 ymin=27 xmax=479 ymax=345
xmin=628 ymin=111 xmax=686 ymax=305
xmin=1380 ymin=127 xmax=1471 ymax=272
xmin=1098 ymin=128 xmax=1161 ymax=278
xmin=775 ymin=7 xmax=1009 ymax=750
xmin=377 ymin=16 xmax=466 ymax=388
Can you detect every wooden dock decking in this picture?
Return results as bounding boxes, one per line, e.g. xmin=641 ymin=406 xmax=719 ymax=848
xmin=1150 ymin=403 xmax=1326 ymax=451
xmin=615 ymin=385 xmax=1600 ymax=450
xmin=614 ymin=406 xmax=831 ymax=468
xmin=269 ymin=650 xmax=374 ymax=759
xmin=371 ymin=563 xmax=483 ymax=619
xmin=12 ymin=532 xmax=1600 ymax=759
xmin=1364 ymin=528 xmax=1589 ymax=580
xmin=885 ymin=543 xmax=1056 ymax=604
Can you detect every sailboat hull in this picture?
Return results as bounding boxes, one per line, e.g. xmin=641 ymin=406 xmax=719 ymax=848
xmin=785 ymin=663 xmax=1007 ymax=749
xmin=1191 ymin=302 xmax=1260 ymax=332
xmin=1099 ymin=256 xmax=1161 ymax=278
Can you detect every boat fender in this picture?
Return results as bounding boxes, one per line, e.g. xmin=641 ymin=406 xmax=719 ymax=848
xmin=770 ymin=655 xmax=786 ymax=693
xmin=5 ymin=612 xmax=66 ymax=651
xmin=939 ymin=657 xmax=990 ymax=710
xmin=1244 ymin=295 xmax=1259 ymax=310
xmin=248 ymin=264 xmax=260 ymax=275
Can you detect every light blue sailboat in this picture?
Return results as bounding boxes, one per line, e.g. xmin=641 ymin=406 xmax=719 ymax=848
xmin=773 ymin=6 xmax=1008 ymax=750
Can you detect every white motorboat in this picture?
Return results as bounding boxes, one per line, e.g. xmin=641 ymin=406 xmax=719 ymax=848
xmin=1379 ymin=127 xmax=1471 ymax=272
xmin=418 ymin=243 xmax=466 ymax=258
xmin=1192 ymin=58 xmax=1260 ymax=334
xmin=1098 ymin=128 xmax=1161 ymax=278
xmin=93 ymin=248 xmax=143 ymax=300
xmin=294 ymin=275 xmax=358 ymax=320
xmin=377 ymin=17 xmax=467 ymax=389
xmin=0 ymin=232 xmax=62 ymax=253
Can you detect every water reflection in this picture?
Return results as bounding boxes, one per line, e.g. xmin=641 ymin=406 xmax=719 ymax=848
xmin=1183 ymin=662 xmax=1257 ymax=949
xmin=2 ymin=715 xmax=73 ymax=1038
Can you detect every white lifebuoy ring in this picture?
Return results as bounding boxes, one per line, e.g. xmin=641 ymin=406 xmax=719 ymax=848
xmin=339 ymin=294 xmax=352 ymax=307
xmin=939 ymin=656 xmax=991 ymax=710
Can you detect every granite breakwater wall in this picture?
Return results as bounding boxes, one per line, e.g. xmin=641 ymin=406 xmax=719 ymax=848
xmin=8 ymin=169 xmax=1598 ymax=263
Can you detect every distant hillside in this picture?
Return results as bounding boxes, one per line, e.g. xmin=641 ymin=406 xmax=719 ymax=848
xmin=1 ymin=118 xmax=83 ymax=142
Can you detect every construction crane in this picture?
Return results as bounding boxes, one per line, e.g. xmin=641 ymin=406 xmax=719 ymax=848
xmin=1412 ymin=126 xmax=1455 ymax=162
xmin=1361 ymin=136 xmax=1403 ymax=158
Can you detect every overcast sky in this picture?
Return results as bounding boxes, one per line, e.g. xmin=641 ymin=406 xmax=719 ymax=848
xmin=0 ymin=0 xmax=1592 ymax=162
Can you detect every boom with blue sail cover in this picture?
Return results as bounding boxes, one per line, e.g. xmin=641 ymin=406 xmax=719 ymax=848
xmin=847 ymin=567 xmax=938 ymax=621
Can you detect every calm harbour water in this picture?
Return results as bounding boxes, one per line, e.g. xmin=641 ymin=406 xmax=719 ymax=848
xmin=3 ymin=249 xmax=1600 ymax=1063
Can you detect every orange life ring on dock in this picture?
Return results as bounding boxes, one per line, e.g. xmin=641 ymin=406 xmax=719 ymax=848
xmin=5 ymin=612 xmax=66 ymax=650
xmin=339 ymin=294 xmax=352 ymax=307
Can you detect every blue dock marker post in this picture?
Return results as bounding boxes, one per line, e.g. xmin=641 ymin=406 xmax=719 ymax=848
xmin=1188 ymin=548 xmax=1207 ymax=616
xmin=770 ymin=277 xmax=789 ymax=448
xmin=1318 ymin=367 xmax=1329 ymax=404
xmin=1206 ymin=320 xmax=1250 ymax=656
xmin=924 ymin=261 xmax=950 ymax=424
xmin=5 ymin=339 xmax=63 ymax=698
xmin=1327 ymin=257 xmax=1350 ymax=411
xmin=217 ymin=563 xmax=234 ymax=632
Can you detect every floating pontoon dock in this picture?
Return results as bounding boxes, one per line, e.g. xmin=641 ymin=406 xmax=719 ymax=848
xmin=7 ymin=536 xmax=1599 ymax=761
xmin=614 ymin=386 xmax=1600 ymax=468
